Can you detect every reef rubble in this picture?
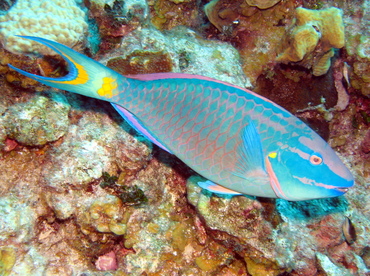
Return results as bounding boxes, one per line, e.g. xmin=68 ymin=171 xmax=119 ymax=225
xmin=0 ymin=0 xmax=369 ymax=275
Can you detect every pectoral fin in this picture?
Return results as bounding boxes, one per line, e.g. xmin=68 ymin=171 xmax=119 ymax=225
xmin=233 ymin=121 xmax=270 ymax=183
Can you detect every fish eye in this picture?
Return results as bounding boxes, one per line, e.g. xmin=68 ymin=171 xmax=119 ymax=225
xmin=310 ymin=153 xmax=323 ymax=165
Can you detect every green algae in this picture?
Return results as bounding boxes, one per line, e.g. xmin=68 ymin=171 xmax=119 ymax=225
xmin=118 ymin=185 xmax=148 ymax=206
xmin=100 ymin=172 xmax=148 ymax=206
xmin=100 ymin=172 xmax=118 ymax=188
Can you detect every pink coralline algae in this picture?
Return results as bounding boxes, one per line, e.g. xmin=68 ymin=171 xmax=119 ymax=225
xmin=95 ymin=251 xmax=118 ymax=271
xmin=333 ymin=59 xmax=350 ymax=111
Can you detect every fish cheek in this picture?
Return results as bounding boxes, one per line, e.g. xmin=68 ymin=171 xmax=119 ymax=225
xmin=267 ymin=152 xmax=292 ymax=186
xmin=271 ymin=151 xmax=338 ymax=200
xmin=277 ymin=151 xmax=312 ymax=185
xmin=266 ymin=153 xmax=305 ymax=200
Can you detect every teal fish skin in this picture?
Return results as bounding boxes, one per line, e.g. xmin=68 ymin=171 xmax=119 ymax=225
xmin=119 ymin=76 xmax=353 ymax=200
xmin=8 ymin=36 xmax=354 ymax=201
xmin=121 ymin=78 xmax=288 ymax=198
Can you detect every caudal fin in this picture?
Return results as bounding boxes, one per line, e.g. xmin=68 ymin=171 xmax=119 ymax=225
xmin=8 ymin=36 xmax=125 ymax=100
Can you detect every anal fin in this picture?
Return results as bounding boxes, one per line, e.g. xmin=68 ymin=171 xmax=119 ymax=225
xmin=111 ymin=103 xmax=172 ymax=154
xmin=197 ymin=180 xmax=242 ymax=195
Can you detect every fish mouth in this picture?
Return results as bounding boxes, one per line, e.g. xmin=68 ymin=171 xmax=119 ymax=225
xmin=331 ymin=178 xmax=354 ymax=194
xmin=334 ymin=187 xmax=349 ymax=193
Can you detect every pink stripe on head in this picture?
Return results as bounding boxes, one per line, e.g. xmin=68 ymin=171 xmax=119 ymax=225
xmin=265 ymin=156 xmax=289 ymax=200
xmin=299 ymin=136 xmax=353 ymax=182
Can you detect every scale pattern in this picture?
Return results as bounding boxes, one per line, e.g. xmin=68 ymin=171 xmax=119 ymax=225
xmin=118 ymin=78 xmax=308 ymax=195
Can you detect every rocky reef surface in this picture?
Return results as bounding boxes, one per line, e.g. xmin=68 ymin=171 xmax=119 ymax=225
xmin=0 ymin=0 xmax=369 ymax=275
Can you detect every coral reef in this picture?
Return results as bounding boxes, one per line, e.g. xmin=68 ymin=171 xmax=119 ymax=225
xmin=148 ymin=0 xmax=200 ymax=30
xmin=0 ymin=247 xmax=16 ymax=276
xmin=277 ymin=7 xmax=345 ymax=76
xmin=204 ymin=0 xmax=291 ymax=85
xmin=187 ymin=176 xmax=283 ymax=275
xmin=86 ymin=0 xmax=149 ymax=53
xmin=2 ymin=93 xmax=70 ymax=146
xmin=0 ymin=0 xmax=369 ymax=275
xmin=40 ymin=100 xmax=152 ymax=190
xmin=344 ymin=0 xmax=370 ymax=97
xmin=95 ymin=250 xmax=118 ymax=271
xmin=106 ymin=26 xmax=251 ymax=87
xmin=187 ymin=175 xmax=370 ymax=275
xmin=246 ymin=0 xmax=281 ymax=10
xmin=87 ymin=195 xmax=128 ymax=235
xmin=0 ymin=0 xmax=87 ymax=55
xmin=0 ymin=196 xmax=36 ymax=242
xmin=106 ymin=50 xmax=173 ymax=75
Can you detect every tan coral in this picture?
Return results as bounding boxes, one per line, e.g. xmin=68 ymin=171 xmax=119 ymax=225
xmin=246 ymin=0 xmax=281 ymax=10
xmin=313 ymin=49 xmax=335 ymax=76
xmin=0 ymin=247 xmax=16 ymax=276
xmin=277 ymin=7 xmax=345 ymax=76
xmin=295 ymin=7 xmax=345 ymax=49
xmin=204 ymin=0 xmax=290 ymax=85
xmin=0 ymin=0 xmax=87 ymax=55
xmin=88 ymin=195 xmax=129 ymax=235
xmin=278 ymin=24 xmax=321 ymax=62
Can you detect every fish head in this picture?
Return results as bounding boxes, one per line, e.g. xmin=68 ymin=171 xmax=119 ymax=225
xmin=266 ymin=133 xmax=354 ymax=201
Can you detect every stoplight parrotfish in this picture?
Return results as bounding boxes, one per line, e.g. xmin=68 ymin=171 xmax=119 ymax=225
xmin=8 ymin=36 xmax=354 ymax=201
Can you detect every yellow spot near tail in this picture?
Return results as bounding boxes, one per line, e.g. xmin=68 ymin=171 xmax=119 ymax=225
xmin=97 ymin=77 xmax=118 ymax=98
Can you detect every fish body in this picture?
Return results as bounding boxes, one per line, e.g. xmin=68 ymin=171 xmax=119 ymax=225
xmin=9 ymin=36 xmax=354 ymax=200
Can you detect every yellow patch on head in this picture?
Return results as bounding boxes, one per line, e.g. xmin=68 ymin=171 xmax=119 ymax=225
xmin=97 ymin=77 xmax=118 ymax=98
xmin=268 ymin=152 xmax=277 ymax=158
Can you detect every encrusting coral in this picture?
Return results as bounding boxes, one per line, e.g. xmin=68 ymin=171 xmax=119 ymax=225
xmin=277 ymin=7 xmax=345 ymax=76
xmin=0 ymin=0 xmax=87 ymax=55
xmin=246 ymin=0 xmax=281 ymax=10
xmin=0 ymin=247 xmax=16 ymax=276
xmin=204 ymin=0 xmax=290 ymax=85
xmin=3 ymin=93 xmax=70 ymax=146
